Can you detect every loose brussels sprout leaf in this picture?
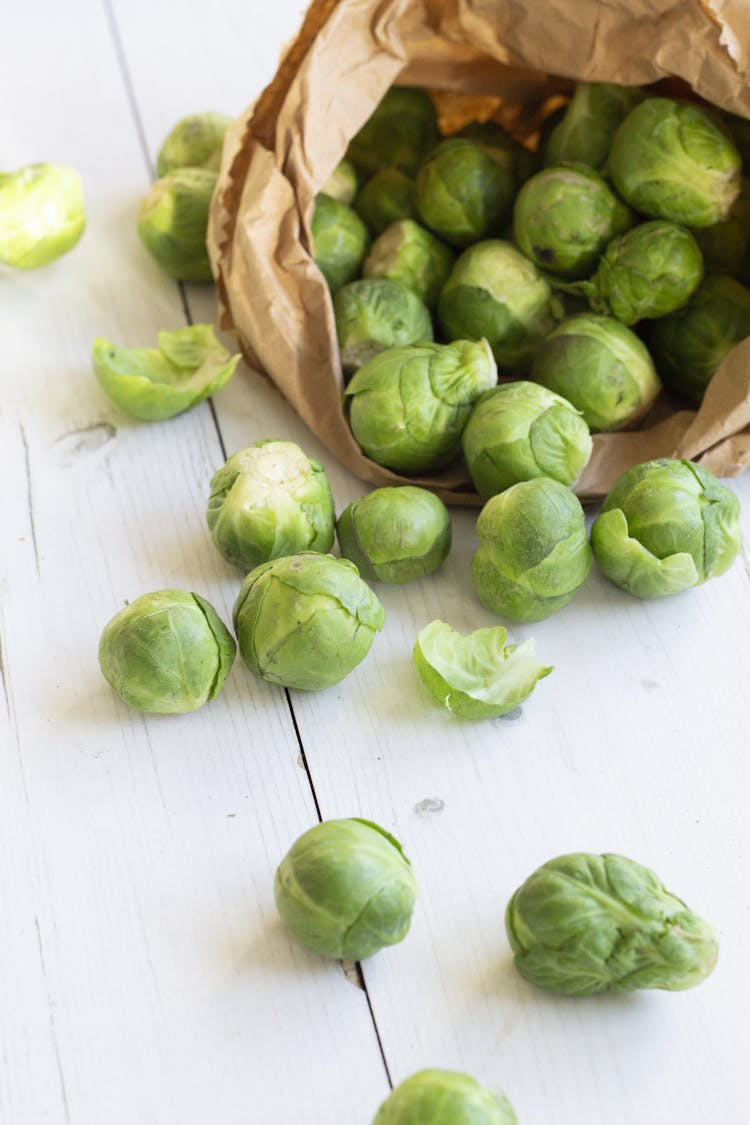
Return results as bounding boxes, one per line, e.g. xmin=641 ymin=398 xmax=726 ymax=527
xmin=646 ymin=274 xmax=750 ymax=403
xmin=0 ymin=163 xmax=85 ymax=269
xmin=590 ymin=458 xmax=741 ymax=598
xmin=530 ymin=313 xmax=661 ymax=432
xmin=609 ymin=98 xmax=741 ymax=227
xmin=414 ymin=620 xmax=552 ymax=720
xmin=337 ymin=486 xmax=451 ymax=583
xmin=138 ymin=167 xmax=216 ymax=281
xmin=98 ymin=589 xmax=235 ymax=714
xmin=462 ymin=381 xmax=592 ymax=500
xmin=438 ymin=240 xmax=560 ymax=371
xmin=275 ymin=818 xmax=418 ymax=961
xmin=363 ymin=219 xmax=455 ymax=309
xmin=92 ymin=324 xmax=239 ymax=421
xmin=156 ymin=112 xmax=232 ymax=176
xmin=321 ymin=158 xmax=359 ymax=206
xmin=311 ymin=193 xmax=370 ymax=294
xmin=347 ymin=86 xmax=440 ymax=177
xmin=543 ymin=82 xmax=643 ymax=170
xmin=416 ymin=138 xmax=516 ymax=248
xmin=372 ymin=1068 xmax=517 ymax=1125
xmin=513 ymin=163 xmax=634 ymax=279
xmin=344 ymin=338 xmax=497 ymax=473
xmin=233 ymin=553 xmax=385 ymax=691
xmin=334 ymin=278 xmax=433 ymax=373
xmin=206 ymin=440 xmax=335 ymax=571
xmin=457 ymin=119 xmax=540 ymax=186
xmin=356 ymin=169 xmax=418 ymax=235
xmin=472 ymin=477 xmax=592 ymax=622
xmin=584 ymin=220 xmax=704 ymax=324
xmin=506 ymin=852 xmax=719 ymax=995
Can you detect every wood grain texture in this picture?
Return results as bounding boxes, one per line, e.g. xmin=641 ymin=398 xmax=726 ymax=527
xmin=3 ymin=0 xmax=750 ymax=1123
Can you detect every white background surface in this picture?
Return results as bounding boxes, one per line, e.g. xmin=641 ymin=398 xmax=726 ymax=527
xmin=2 ymin=2 xmax=749 ymax=1122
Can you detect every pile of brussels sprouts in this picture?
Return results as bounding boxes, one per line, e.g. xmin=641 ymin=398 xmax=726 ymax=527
xmin=4 ymin=89 xmax=743 ymax=1125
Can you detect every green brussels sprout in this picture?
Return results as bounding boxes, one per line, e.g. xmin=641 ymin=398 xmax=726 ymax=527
xmin=311 ymin=192 xmax=370 ymax=294
xmin=98 ymin=590 xmax=235 ymax=714
xmin=334 ymin=278 xmax=433 ymax=373
xmin=155 ymin=112 xmax=232 ymax=176
xmin=413 ymin=620 xmax=552 ymax=720
xmin=0 ymin=163 xmax=85 ymax=269
xmin=646 ymin=274 xmax=750 ymax=403
xmin=457 ymin=119 xmax=541 ymax=185
xmin=356 ymin=169 xmax=418 ymax=236
xmin=721 ymin=110 xmax=750 ymax=165
xmin=372 ymin=1068 xmax=517 ymax=1125
xmin=275 ymin=818 xmax=418 ymax=960
xmin=506 ymin=852 xmax=719 ymax=996
xmin=438 ymin=240 xmax=560 ymax=371
xmin=344 ymin=338 xmax=497 ymax=473
xmin=590 ymin=458 xmax=741 ymax=599
xmin=206 ymin=440 xmax=335 ymax=571
xmin=462 ymin=382 xmax=592 ymax=500
xmin=337 ymin=486 xmax=451 ymax=583
xmin=579 ymin=220 xmax=704 ymax=324
xmin=92 ymin=324 xmax=239 ymax=421
xmin=363 ymin=219 xmax=455 ymax=309
xmin=543 ymin=82 xmax=643 ymax=170
xmin=233 ymin=553 xmax=385 ymax=690
xmin=347 ymin=86 xmax=440 ymax=177
xmin=693 ymin=178 xmax=750 ymax=277
xmin=416 ymin=138 xmax=516 ymax=248
xmin=138 ymin=167 xmax=216 ymax=281
xmin=609 ymin=98 xmax=741 ymax=227
xmin=472 ymin=478 xmax=592 ymax=622
xmin=530 ymin=313 xmax=661 ymax=432
xmin=320 ymin=158 xmax=359 ymax=206
xmin=513 ymin=164 xmax=634 ymax=279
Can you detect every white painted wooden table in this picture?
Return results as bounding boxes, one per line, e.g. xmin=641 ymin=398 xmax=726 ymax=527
xmin=3 ymin=3 xmax=749 ymax=1123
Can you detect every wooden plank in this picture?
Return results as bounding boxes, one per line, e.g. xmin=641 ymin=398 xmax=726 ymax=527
xmin=0 ymin=3 xmax=388 ymax=1123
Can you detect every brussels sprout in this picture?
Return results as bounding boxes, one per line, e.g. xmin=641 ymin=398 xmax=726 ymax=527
xmin=590 ymin=458 xmax=741 ymax=599
xmin=356 ymin=169 xmax=418 ymax=236
xmin=694 ymin=178 xmax=750 ymax=276
xmin=372 ymin=1068 xmax=517 ymax=1125
xmin=98 ymin=590 xmax=235 ymax=714
xmin=609 ymin=98 xmax=741 ymax=227
xmin=472 ymin=478 xmax=592 ymax=622
xmin=155 ymin=112 xmax=232 ymax=176
xmin=363 ymin=219 xmax=455 ymax=309
xmin=337 ymin=486 xmax=451 ymax=583
xmin=233 ymin=553 xmax=385 ymax=690
xmin=0 ymin=163 xmax=85 ymax=269
xmin=457 ymin=119 xmax=540 ymax=185
xmin=311 ymin=193 xmax=370 ymax=294
xmin=321 ymin=158 xmax=359 ymax=206
xmin=721 ymin=110 xmax=750 ymax=165
xmin=543 ymin=82 xmax=643 ymax=170
xmin=580 ymin=220 xmax=703 ymax=324
xmin=530 ymin=313 xmax=661 ymax=432
xmin=462 ymin=382 xmax=592 ymax=500
xmin=347 ymin=86 xmax=440 ymax=177
xmin=334 ymin=278 xmax=433 ymax=373
xmin=646 ymin=274 xmax=750 ymax=403
xmin=92 ymin=324 xmax=239 ymax=421
xmin=275 ymin=818 xmax=417 ymax=960
xmin=513 ymin=163 xmax=634 ymax=279
xmin=416 ymin=139 xmax=516 ymax=248
xmin=344 ymin=338 xmax=497 ymax=473
xmin=438 ymin=240 xmax=560 ymax=371
xmin=138 ymin=167 xmax=215 ymax=281
xmin=413 ymin=620 xmax=552 ymax=720
xmin=506 ymin=852 xmax=719 ymax=995
xmin=206 ymin=440 xmax=335 ymax=571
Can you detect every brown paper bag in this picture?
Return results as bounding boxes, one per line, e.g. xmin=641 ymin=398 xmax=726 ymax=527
xmin=208 ymin=0 xmax=750 ymax=505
